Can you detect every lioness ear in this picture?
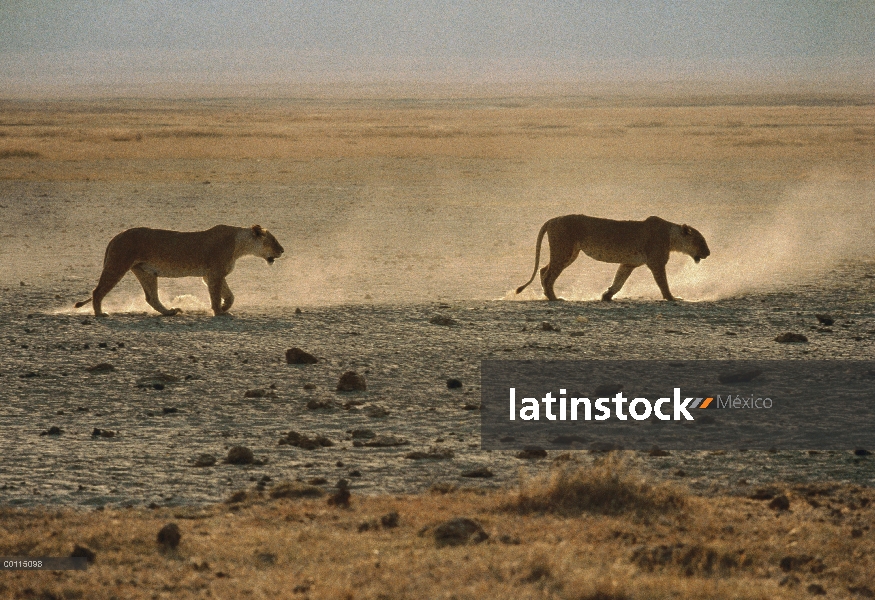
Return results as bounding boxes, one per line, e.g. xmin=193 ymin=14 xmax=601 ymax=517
xmin=682 ymin=224 xmax=691 ymax=235
xmin=251 ymin=224 xmax=264 ymax=237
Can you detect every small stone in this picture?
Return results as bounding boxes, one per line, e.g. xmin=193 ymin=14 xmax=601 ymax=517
xmin=71 ymin=545 xmax=96 ymax=563
xmin=854 ymin=448 xmax=871 ymax=456
xmin=269 ymin=482 xmax=325 ymax=499
xmin=349 ymin=429 xmax=376 ymax=439
xmin=433 ymin=517 xmax=488 ymax=547
xmin=91 ymin=428 xmax=115 ymax=438
xmin=225 ymin=446 xmax=255 ymax=465
xmin=516 ymin=446 xmax=547 ymax=459
xmin=286 ymin=348 xmax=318 ymax=364
xmin=446 ymin=378 xmax=463 ymax=389
xmin=775 ymin=332 xmax=808 ymax=343
xmin=40 ymin=426 xmax=63 ymax=436
xmin=851 ymin=528 xmax=863 ymax=538
xmin=380 ymin=511 xmax=400 ymax=528
xmin=769 ymin=495 xmax=791 ymax=511
xmin=162 ymin=407 xmax=178 ymax=414
xmin=807 ymin=583 xmax=827 ymax=596
xmin=303 ymin=383 xmax=317 ymax=390
xmin=405 ymin=447 xmax=454 ymax=460
xmin=193 ymin=454 xmax=217 ymax=468
xmin=461 ymin=466 xmax=494 ymax=478
xmin=295 ymin=307 xmax=302 ymax=314
xmin=429 ymin=315 xmax=457 ymax=326
xmin=540 ymin=321 xmax=559 ymax=332
xmin=815 ymin=314 xmax=834 ymax=326
xmin=306 ymin=398 xmax=334 ymax=410
xmin=363 ymin=404 xmax=390 ymax=418
xmin=648 ymin=446 xmax=671 ymax=457
xmin=462 ymin=402 xmax=481 ymax=410
xmin=244 ymin=389 xmax=267 ymax=398
xmin=360 ymin=435 xmax=408 ymax=448
xmin=157 ymin=523 xmax=181 ymax=549
xmin=86 ymin=363 xmax=115 ymax=373
xmin=337 ymin=371 xmax=367 ymax=392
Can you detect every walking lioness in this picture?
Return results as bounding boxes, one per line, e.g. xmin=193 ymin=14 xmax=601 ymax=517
xmin=75 ymin=225 xmax=285 ymax=316
xmin=516 ymin=215 xmax=709 ymax=301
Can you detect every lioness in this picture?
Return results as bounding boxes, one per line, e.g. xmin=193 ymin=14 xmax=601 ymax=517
xmin=75 ymin=225 xmax=285 ymax=316
xmin=516 ymin=215 xmax=710 ymax=301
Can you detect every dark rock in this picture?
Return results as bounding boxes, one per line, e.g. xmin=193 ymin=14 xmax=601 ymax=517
xmin=244 ymin=389 xmax=267 ymax=398
xmin=433 ymin=517 xmax=488 ymax=547
xmin=780 ymin=554 xmax=824 ymax=573
xmin=446 ymin=378 xmax=463 ymax=389
xmin=303 ymin=383 xmax=317 ymax=390
xmin=269 ymin=482 xmax=324 ymax=499
xmin=136 ymin=372 xmax=181 ymax=388
xmin=461 ymin=466 xmax=494 ymax=478
xmin=306 ymin=398 xmax=334 ymax=410
xmin=363 ymin=404 xmax=390 ymax=418
xmin=307 ymin=477 xmax=327 ymax=485
xmin=225 ymin=446 xmax=255 ymax=465
xmin=429 ymin=315 xmax=457 ymax=326
xmin=278 ymin=431 xmax=334 ymax=449
xmin=815 ymin=314 xmax=834 ymax=326
xmin=349 ymin=428 xmax=376 ymax=439
xmin=91 ymin=428 xmax=115 ymax=438
xmin=775 ymin=332 xmax=808 ymax=343
xmin=337 ymin=371 xmax=367 ymax=392
xmin=851 ymin=528 xmax=864 ymax=538
xmin=462 ymin=402 xmax=481 ymax=410
xmin=162 ymin=407 xmax=178 ymax=414
xmin=86 ymin=363 xmax=115 ymax=373
xmin=40 ymin=426 xmax=63 ymax=436
xmin=648 ymin=446 xmax=671 ymax=457
xmin=540 ymin=321 xmax=560 ymax=332
xmin=71 ymin=545 xmax=96 ymax=563
xmin=807 ymin=584 xmax=827 ymax=596
xmin=286 ymin=348 xmax=318 ymax=364
xmin=516 ymin=446 xmax=547 ymax=459
xmin=854 ymin=448 xmax=871 ymax=456
xmin=769 ymin=495 xmax=791 ymax=511
xmin=157 ymin=523 xmax=181 ymax=549
xmin=193 ymin=454 xmax=217 ymax=468
xmin=593 ymin=384 xmax=623 ymax=396
xmin=328 ymin=479 xmax=351 ymax=507
xmin=405 ymin=447 xmax=454 ymax=460
xmin=357 ymin=435 xmax=408 ymax=448
xmin=295 ymin=307 xmax=302 ymax=314
xmin=380 ymin=511 xmax=399 ymax=528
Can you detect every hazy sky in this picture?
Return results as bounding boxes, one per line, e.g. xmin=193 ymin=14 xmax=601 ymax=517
xmin=1 ymin=1 xmax=872 ymax=95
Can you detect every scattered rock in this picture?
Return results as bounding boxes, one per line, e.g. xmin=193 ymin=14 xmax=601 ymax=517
xmin=854 ymin=448 xmax=871 ymax=456
xmin=356 ymin=434 xmax=409 ymax=448
xmin=540 ymin=321 xmax=560 ymax=332
xmin=405 ymin=447 xmax=454 ymax=460
xmin=306 ymin=398 xmax=334 ymax=410
xmin=244 ymin=389 xmax=268 ymax=398
xmin=815 ymin=314 xmax=835 ymax=326
xmin=769 ymin=495 xmax=791 ymax=511
xmin=593 ymin=384 xmax=624 ymax=396
xmin=71 ymin=545 xmax=96 ymax=563
xmin=807 ymin=584 xmax=827 ymax=596
xmin=429 ymin=315 xmax=457 ymax=326
xmin=446 ymin=378 xmax=463 ymax=389
xmin=461 ymin=466 xmax=494 ymax=478
xmin=363 ymin=404 xmax=390 ymax=418
xmin=285 ymin=348 xmax=318 ymax=364
xmin=648 ymin=446 xmax=671 ymax=457
xmin=157 ymin=523 xmax=181 ymax=550
xmin=295 ymin=307 xmax=302 ymax=314
xmin=433 ymin=517 xmax=488 ymax=547
xmin=269 ymin=482 xmax=325 ymax=499
xmin=516 ymin=446 xmax=547 ymax=459
xmin=136 ymin=372 xmax=181 ymax=388
xmin=348 ymin=428 xmax=376 ymax=440
xmin=225 ymin=446 xmax=255 ymax=465
xmin=40 ymin=426 xmax=63 ymax=436
xmin=337 ymin=371 xmax=367 ymax=392
xmin=278 ymin=431 xmax=334 ymax=449
xmin=86 ymin=363 xmax=115 ymax=373
xmin=462 ymin=402 xmax=481 ymax=410
xmin=91 ymin=428 xmax=115 ymax=438
xmin=303 ymin=383 xmax=317 ymax=390
xmin=193 ymin=454 xmax=217 ymax=468
xmin=775 ymin=332 xmax=808 ymax=343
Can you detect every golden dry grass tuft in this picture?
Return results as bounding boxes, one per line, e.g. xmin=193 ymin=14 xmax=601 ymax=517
xmin=511 ymin=452 xmax=685 ymax=517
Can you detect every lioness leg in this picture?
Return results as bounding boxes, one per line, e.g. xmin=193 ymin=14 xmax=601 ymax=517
xmin=540 ymin=243 xmax=579 ymax=301
xmin=205 ymin=275 xmax=229 ymax=316
xmin=220 ymin=279 xmax=234 ymax=312
xmin=131 ymin=266 xmax=180 ymax=316
xmin=90 ymin=267 xmax=128 ymax=317
xmin=647 ymin=261 xmax=676 ymax=301
xmin=602 ymin=264 xmax=637 ymax=301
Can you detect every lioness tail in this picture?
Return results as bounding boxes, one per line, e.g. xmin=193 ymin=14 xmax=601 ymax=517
xmin=515 ymin=221 xmax=550 ymax=294
xmin=74 ymin=297 xmax=93 ymax=309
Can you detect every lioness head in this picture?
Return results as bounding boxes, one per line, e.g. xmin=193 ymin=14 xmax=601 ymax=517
xmin=678 ymin=224 xmax=710 ymax=263
xmin=251 ymin=224 xmax=285 ymax=264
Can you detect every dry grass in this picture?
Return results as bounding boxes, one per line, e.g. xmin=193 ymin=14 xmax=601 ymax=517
xmin=511 ymin=453 xmax=685 ymax=517
xmin=2 ymin=458 xmax=874 ymax=599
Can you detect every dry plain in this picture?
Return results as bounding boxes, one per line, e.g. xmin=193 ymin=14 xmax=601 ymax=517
xmin=1 ymin=92 xmax=874 ymax=598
